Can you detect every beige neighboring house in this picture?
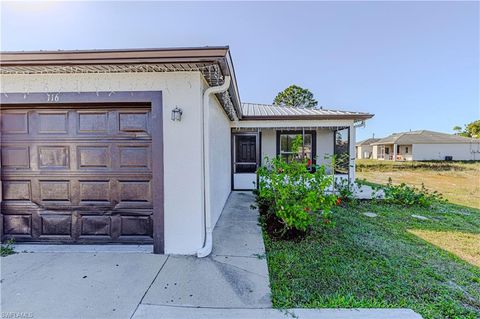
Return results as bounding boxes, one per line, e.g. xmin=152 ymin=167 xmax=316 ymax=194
xmin=356 ymin=138 xmax=380 ymax=159
xmin=371 ymin=130 xmax=480 ymax=161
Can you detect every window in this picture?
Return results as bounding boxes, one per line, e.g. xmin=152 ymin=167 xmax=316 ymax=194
xmin=277 ymin=131 xmax=316 ymax=165
xmin=397 ymin=145 xmax=400 ymax=153
xmin=406 ymin=146 xmax=409 ymax=153
xmin=334 ymin=128 xmax=350 ymax=174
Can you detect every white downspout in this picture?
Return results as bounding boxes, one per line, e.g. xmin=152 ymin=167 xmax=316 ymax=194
xmin=197 ymin=76 xmax=231 ymax=258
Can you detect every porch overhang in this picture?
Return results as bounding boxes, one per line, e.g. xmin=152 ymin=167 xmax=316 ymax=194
xmin=232 ymin=119 xmax=355 ymax=130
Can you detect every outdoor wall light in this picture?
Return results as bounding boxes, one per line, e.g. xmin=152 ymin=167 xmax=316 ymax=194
xmin=171 ymin=107 xmax=183 ymax=121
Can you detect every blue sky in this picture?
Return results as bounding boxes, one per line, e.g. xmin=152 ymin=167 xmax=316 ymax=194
xmin=1 ymin=1 xmax=478 ymax=140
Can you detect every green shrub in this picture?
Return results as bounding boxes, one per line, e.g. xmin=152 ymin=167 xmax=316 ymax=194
xmin=0 ymin=239 xmax=16 ymax=257
xmin=257 ymin=155 xmax=338 ymax=237
xmin=379 ymin=178 xmax=445 ymax=207
xmin=334 ymin=177 xmax=359 ymax=203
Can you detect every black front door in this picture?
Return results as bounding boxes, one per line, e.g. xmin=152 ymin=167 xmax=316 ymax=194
xmin=233 ymin=134 xmax=258 ymax=190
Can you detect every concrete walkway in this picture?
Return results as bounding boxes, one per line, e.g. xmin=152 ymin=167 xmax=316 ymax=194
xmin=133 ymin=306 xmax=423 ymax=319
xmin=1 ymin=191 xmax=421 ymax=319
xmin=140 ymin=191 xmax=271 ymax=309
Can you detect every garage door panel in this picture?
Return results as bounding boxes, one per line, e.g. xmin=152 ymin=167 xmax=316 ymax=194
xmin=80 ymin=215 xmax=111 ymax=236
xmin=3 ymin=214 xmax=32 ymax=236
xmin=119 ymin=180 xmax=152 ymax=203
xmin=78 ymin=111 xmax=109 ymax=134
xmin=1 ymin=111 xmax=29 ymax=134
xmin=1 ymin=105 xmax=154 ymax=244
xmin=2 ymin=180 xmax=32 ymax=201
xmin=77 ymin=146 xmax=110 ymax=169
xmin=1 ymin=146 xmax=31 ymax=169
xmin=119 ymin=111 xmax=150 ymax=134
xmin=38 ymin=146 xmax=70 ymax=169
xmin=39 ymin=180 xmax=71 ymax=202
xmin=40 ymin=214 xmax=72 ymax=237
xmin=37 ymin=111 xmax=69 ymax=134
xmin=119 ymin=145 xmax=151 ymax=169
xmin=120 ymin=215 xmax=152 ymax=236
xmin=79 ymin=180 xmax=111 ymax=203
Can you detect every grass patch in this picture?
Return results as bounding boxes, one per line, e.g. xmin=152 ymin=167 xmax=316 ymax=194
xmin=0 ymin=239 xmax=16 ymax=257
xmin=356 ymin=159 xmax=479 ymax=172
xmin=356 ymin=160 xmax=480 ymax=208
xmin=264 ymin=201 xmax=480 ymax=319
xmin=408 ymin=229 xmax=480 ymax=267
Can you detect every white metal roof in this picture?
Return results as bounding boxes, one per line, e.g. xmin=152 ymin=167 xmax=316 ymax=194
xmin=241 ymin=103 xmax=373 ymax=120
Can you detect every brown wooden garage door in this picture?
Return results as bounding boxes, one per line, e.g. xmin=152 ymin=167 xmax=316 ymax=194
xmin=1 ymin=104 xmax=154 ymax=244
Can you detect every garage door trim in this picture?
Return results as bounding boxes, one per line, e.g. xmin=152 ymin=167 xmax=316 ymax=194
xmin=0 ymin=91 xmax=164 ymax=254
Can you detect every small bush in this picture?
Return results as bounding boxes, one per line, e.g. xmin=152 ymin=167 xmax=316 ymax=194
xmin=334 ymin=177 xmax=362 ymax=203
xmin=257 ymin=154 xmax=338 ymax=239
xmin=379 ymin=178 xmax=446 ymax=207
xmin=1 ymin=239 xmax=16 ymax=257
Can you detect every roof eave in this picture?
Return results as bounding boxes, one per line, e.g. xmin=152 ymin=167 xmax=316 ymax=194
xmin=240 ymin=114 xmax=374 ymax=121
xmin=0 ymin=46 xmax=243 ymax=120
xmin=0 ymin=47 xmax=231 ymax=65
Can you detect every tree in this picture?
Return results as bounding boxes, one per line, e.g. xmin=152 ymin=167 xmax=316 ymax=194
xmin=273 ymin=85 xmax=318 ymax=108
xmin=453 ymin=120 xmax=480 ymax=138
xmin=453 ymin=126 xmax=463 ymax=135
xmin=465 ymin=120 xmax=480 ymax=138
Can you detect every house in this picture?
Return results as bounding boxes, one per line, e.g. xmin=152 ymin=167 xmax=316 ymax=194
xmin=0 ymin=47 xmax=373 ymax=255
xmin=371 ymin=130 xmax=480 ymax=161
xmin=356 ymin=137 xmax=380 ymax=159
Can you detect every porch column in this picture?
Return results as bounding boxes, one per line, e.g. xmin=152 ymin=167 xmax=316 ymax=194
xmin=393 ymin=143 xmax=397 ymax=161
xmin=349 ymin=124 xmax=356 ymax=181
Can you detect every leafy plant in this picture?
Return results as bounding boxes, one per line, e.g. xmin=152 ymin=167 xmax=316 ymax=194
xmin=334 ymin=177 xmax=358 ymax=203
xmin=378 ymin=178 xmax=446 ymax=207
xmin=1 ymin=239 xmax=16 ymax=257
xmin=453 ymin=119 xmax=480 ymax=138
xmin=257 ymin=143 xmax=339 ymax=238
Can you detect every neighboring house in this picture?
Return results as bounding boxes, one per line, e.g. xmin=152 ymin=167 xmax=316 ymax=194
xmin=371 ymin=130 xmax=480 ymax=161
xmin=356 ymin=137 xmax=380 ymax=159
xmin=0 ymin=47 xmax=373 ymax=255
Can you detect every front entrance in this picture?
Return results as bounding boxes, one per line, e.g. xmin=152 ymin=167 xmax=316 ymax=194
xmin=232 ymin=133 xmax=259 ymax=190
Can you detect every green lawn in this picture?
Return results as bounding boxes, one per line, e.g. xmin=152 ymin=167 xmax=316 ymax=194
xmin=264 ymin=201 xmax=480 ymax=319
xmin=356 ymin=160 xmax=480 ymax=209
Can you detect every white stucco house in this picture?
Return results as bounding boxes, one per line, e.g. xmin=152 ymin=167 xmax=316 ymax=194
xmin=356 ymin=137 xmax=380 ymax=159
xmin=0 ymin=47 xmax=373 ymax=255
xmin=371 ymin=130 xmax=480 ymax=161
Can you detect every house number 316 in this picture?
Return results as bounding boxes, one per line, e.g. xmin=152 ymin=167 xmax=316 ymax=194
xmin=46 ymin=93 xmax=60 ymax=102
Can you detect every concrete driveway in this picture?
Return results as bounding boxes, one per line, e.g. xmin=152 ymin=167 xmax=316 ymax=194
xmin=0 ymin=192 xmax=271 ymax=319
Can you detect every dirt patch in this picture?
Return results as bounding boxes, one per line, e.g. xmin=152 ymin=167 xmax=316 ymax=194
xmin=408 ymin=229 xmax=480 ymax=267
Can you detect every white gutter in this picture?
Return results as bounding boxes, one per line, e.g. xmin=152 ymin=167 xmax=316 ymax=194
xmin=197 ymin=75 xmax=231 ymax=258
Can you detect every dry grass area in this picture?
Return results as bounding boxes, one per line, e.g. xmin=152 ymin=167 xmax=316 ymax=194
xmin=356 ymin=160 xmax=480 ymax=209
xmin=408 ymin=229 xmax=480 ymax=267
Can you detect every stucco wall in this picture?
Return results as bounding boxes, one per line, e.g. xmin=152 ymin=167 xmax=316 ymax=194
xmin=316 ymin=128 xmax=334 ymax=168
xmin=357 ymin=145 xmax=373 ymax=159
xmin=348 ymin=125 xmax=356 ymax=179
xmin=1 ymin=72 xmax=205 ymax=254
xmin=207 ymin=89 xmax=232 ymax=228
xmin=260 ymin=129 xmax=277 ymax=162
xmin=372 ymin=145 xmax=379 ymax=159
xmin=412 ymin=143 xmax=480 ymax=161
